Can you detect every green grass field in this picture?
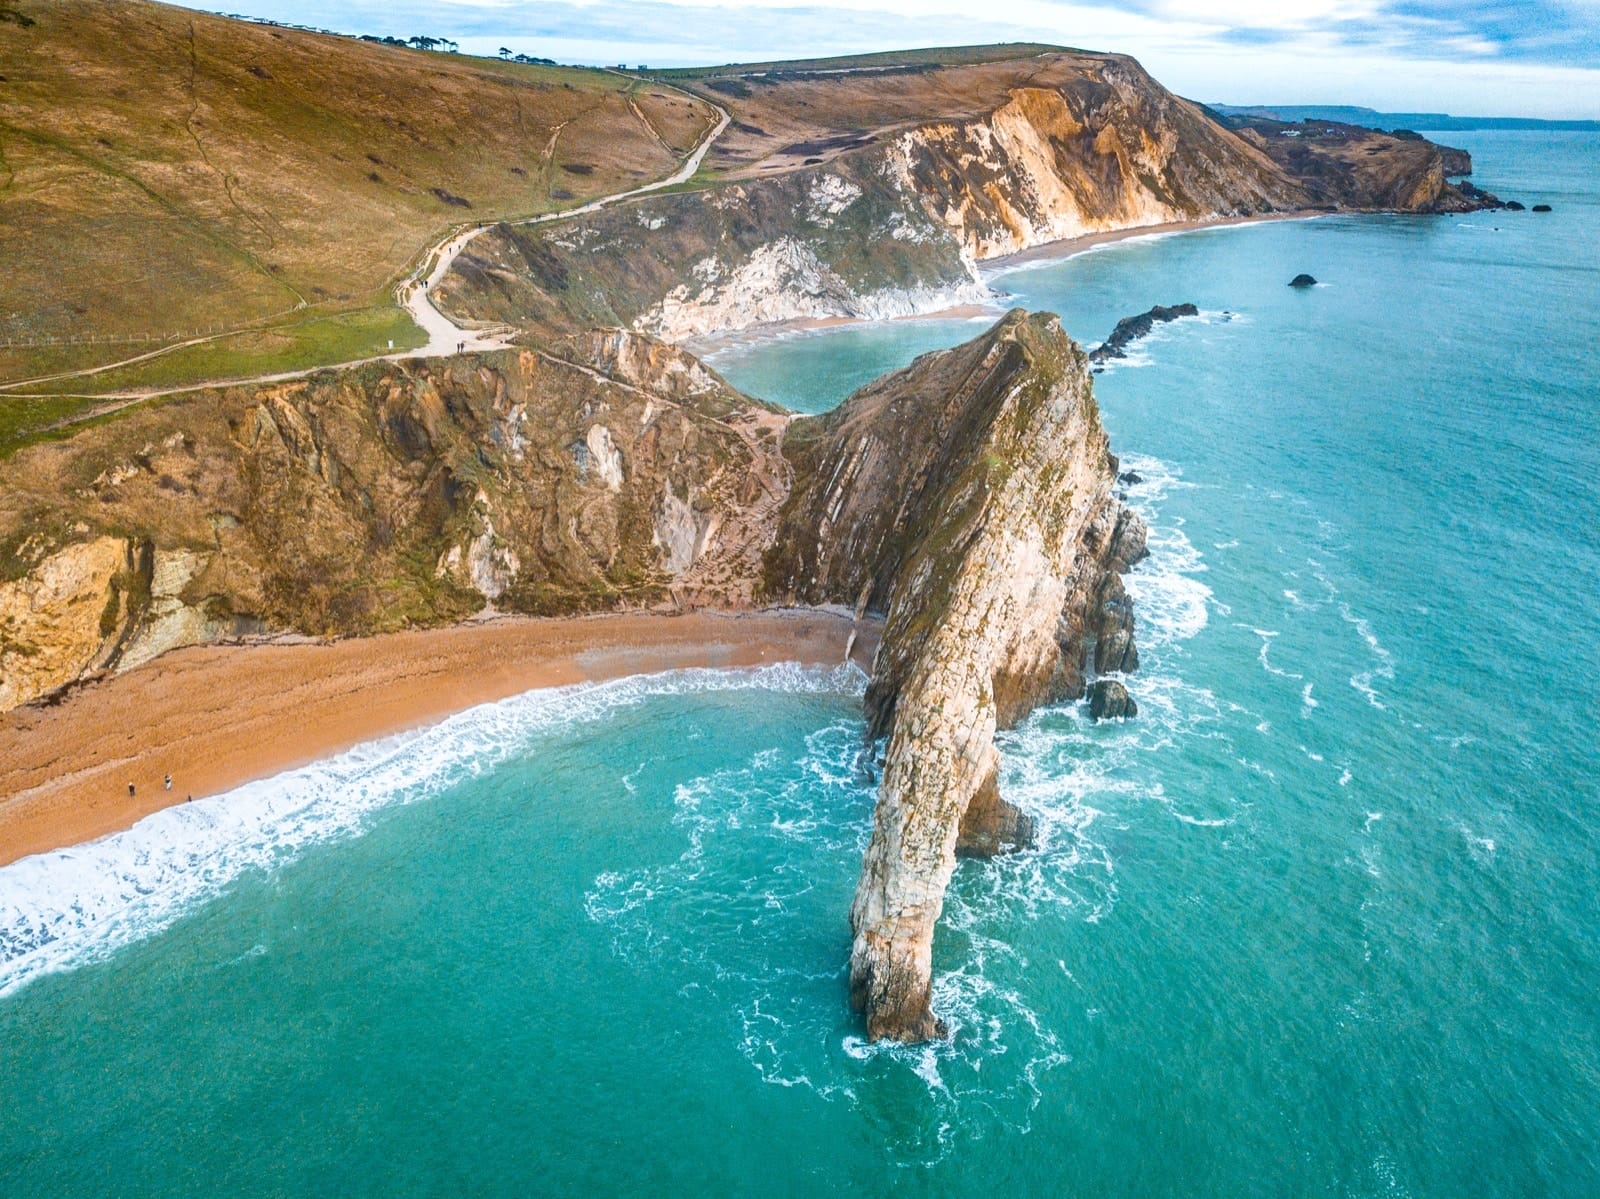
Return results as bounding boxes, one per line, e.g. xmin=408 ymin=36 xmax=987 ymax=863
xmin=19 ymin=307 xmax=427 ymax=398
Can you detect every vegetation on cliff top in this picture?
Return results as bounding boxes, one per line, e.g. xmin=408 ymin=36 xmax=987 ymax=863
xmin=0 ymin=0 xmax=716 ymax=388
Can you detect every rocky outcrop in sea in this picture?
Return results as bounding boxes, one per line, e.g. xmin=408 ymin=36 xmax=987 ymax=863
xmin=765 ymin=310 xmax=1146 ymax=1040
xmin=1088 ymin=302 xmax=1200 ymax=366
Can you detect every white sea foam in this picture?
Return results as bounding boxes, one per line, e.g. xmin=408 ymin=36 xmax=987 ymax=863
xmin=1459 ymin=824 xmax=1497 ymax=863
xmin=1340 ymin=601 xmax=1396 ymax=710
xmin=0 ymin=662 xmax=865 ymax=998
xmin=1244 ymin=626 xmax=1304 ymax=680
xmin=982 ymin=218 xmax=1314 ymax=282
xmin=1118 ymin=455 xmax=1212 ymax=645
xmin=582 ymin=447 xmax=1224 ymax=1147
xmin=1092 ymin=345 xmax=1154 ymax=372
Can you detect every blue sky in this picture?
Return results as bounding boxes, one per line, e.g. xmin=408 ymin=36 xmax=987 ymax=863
xmin=187 ymin=1 xmax=1600 ymax=117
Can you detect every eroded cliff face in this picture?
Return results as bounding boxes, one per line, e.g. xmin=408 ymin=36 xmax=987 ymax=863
xmin=882 ymin=65 xmax=1287 ymax=263
xmin=0 ymin=537 xmax=132 ymax=711
xmin=440 ymin=54 xmax=1478 ymax=345
xmin=1226 ymin=117 xmax=1484 ymax=212
xmin=0 ymin=334 xmax=787 ymax=710
xmin=764 ymin=311 xmax=1145 ymax=1040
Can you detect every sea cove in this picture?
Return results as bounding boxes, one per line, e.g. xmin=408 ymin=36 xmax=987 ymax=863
xmin=3 ymin=125 xmax=1596 ymax=1194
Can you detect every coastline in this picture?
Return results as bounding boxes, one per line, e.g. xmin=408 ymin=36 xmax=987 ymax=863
xmin=0 ymin=211 xmax=1326 ymax=869
xmin=0 ymin=607 xmax=878 ymax=867
xmin=689 ymin=211 xmax=1326 ymax=360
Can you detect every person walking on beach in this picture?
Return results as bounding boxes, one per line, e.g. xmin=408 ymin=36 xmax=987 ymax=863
xmin=164 ymin=774 xmax=172 ymax=792
xmin=128 ymin=782 xmax=135 ymax=797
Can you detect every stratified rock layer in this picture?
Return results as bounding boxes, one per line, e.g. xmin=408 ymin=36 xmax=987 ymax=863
xmin=766 ymin=311 xmax=1146 ymax=1041
xmin=0 ymin=335 xmax=787 ymax=709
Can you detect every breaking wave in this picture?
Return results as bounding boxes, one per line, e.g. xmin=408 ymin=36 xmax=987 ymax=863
xmin=0 ymin=663 xmax=864 ymax=998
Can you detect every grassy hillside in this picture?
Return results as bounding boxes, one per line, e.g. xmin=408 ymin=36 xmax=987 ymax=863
xmin=0 ymin=0 xmax=715 ymax=387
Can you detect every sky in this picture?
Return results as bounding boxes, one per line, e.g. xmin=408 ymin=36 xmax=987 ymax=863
xmin=186 ymin=0 xmax=1600 ymax=117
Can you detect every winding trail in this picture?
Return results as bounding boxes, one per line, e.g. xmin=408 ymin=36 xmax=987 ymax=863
xmin=1 ymin=85 xmax=728 ymax=405
xmin=399 ymin=87 xmax=728 ymax=356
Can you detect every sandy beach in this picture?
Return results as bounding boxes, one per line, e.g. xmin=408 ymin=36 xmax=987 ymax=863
xmin=0 ymin=607 xmax=878 ymax=867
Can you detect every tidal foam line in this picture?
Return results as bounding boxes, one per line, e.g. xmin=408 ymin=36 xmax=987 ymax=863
xmin=0 ymin=663 xmax=864 ymax=998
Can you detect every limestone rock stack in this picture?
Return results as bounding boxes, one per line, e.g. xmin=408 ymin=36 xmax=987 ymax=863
xmin=766 ymin=310 xmax=1145 ymax=1040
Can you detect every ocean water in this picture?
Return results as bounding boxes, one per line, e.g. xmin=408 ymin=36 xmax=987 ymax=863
xmin=3 ymin=131 xmax=1598 ymax=1195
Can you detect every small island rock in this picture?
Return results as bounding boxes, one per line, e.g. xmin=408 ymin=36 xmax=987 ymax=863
xmin=1288 ymin=273 xmax=1318 ymax=288
xmin=1089 ymin=679 xmax=1137 ymax=721
xmin=1532 ymin=204 xmax=1552 ymax=213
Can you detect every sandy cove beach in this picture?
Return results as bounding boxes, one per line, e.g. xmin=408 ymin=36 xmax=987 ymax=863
xmin=0 ymin=607 xmax=878 ymax=867
xmin=686 ymin=211 xmax=1324 ymax=358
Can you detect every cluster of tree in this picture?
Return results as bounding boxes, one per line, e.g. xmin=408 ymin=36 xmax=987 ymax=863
xmin=359 ymin=34 xmax=459 ymax=52
xmin=228 ymin=14 xmax=563 ymax=65
xmin=227 ymin=13 xmax=336 ymax=36
xmin=498 ymin=49 xmax=558 ymax=65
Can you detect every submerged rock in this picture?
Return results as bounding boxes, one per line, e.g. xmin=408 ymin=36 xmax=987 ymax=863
xmin=1505 ymin=200 xmax=1526 ymax=211
xmin=1088 ymin=302 xmax=1200 ymax=365
xmin=1089 ymin=678 xmax=1137 ymax=720
xmin=1289 ymin=273 xmax=1318 ymax=288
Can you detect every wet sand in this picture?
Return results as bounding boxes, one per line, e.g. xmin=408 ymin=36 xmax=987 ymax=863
xmin=0 ymin=608 xmax=878 ymax=867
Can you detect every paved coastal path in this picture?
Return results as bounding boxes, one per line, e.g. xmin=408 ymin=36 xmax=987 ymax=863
xmin=0 ymin=85 xmax=728 ymax=404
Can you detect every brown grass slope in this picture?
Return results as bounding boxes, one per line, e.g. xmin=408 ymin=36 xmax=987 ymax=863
xmin=0 ymin=0 xmax=714 ymax=379
xmin=665 ymin=48 xmax=1269 ymax=183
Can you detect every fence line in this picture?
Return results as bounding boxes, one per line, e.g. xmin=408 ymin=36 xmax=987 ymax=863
xmin=0 ymin=326 xmax=234 ymax=349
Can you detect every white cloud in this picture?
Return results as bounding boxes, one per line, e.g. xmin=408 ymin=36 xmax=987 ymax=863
xmin=180 ymin=0 xmax=1600 ymax=116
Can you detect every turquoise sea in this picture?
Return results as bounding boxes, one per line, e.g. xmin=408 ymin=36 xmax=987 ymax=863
xmin=3 ymin=132 xmax=1597 ymax=1195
